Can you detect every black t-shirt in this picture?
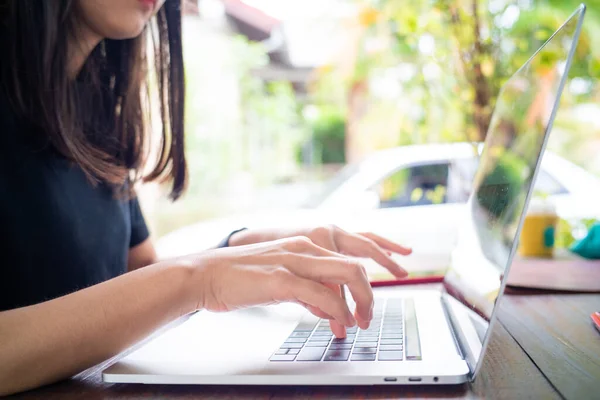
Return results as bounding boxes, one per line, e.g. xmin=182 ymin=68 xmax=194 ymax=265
xmin=0 ymin=94 xmax=150 ymax=312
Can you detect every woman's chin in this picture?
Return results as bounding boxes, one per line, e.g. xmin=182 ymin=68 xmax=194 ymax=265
xmin=103 ymin=19 xmax=148 ymax=40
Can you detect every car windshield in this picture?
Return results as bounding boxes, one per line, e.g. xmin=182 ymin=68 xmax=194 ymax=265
xmin=304 ymin=163 xmax=361 ymax=207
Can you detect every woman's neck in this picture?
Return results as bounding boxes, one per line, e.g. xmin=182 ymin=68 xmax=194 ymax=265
xmin=67 ymin=23 xmax=103 ymax=79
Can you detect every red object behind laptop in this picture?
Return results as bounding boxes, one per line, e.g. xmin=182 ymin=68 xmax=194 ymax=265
xmin=592 ymin=312 xmax=600 ymax=333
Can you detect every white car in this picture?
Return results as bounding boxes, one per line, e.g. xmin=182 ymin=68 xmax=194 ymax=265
xmin=309 ymin=143 xmax=600 ymax=215
xmin=158 ymin=143 xmax=600 ymax=274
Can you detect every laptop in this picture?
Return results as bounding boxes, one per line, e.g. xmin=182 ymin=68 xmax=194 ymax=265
xmin=103 ymin=5 xmax=585 ymax=386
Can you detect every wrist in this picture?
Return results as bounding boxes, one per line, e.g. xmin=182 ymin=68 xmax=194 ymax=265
xmin=159 ymin=259 xmax=205 ymax=315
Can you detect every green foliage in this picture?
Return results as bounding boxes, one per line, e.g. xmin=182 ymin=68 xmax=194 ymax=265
xmin=343 ymin=0 xmax=600 ymax=145
xmin=183 ymin=34 xmax=308 ymax=195
xmin=310 ymin=109 xmax=347 ymax=164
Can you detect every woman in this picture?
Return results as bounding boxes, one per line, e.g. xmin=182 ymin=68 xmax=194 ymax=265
xmin=0 ymin=0 xmax=411 ymax=395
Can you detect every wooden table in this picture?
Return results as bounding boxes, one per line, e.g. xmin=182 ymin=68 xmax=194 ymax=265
xmin=9 ymin=291 xmax=600 ymax=399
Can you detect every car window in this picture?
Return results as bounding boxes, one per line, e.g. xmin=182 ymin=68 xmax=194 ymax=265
xmin=373 ymin=163 xmax=449 ymax=208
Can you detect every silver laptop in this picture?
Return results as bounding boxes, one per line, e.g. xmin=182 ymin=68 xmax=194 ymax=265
xmin=103 ymin=5 xmax=585 ymax=386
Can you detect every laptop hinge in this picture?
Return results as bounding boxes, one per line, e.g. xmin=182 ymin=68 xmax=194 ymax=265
xmin=440 ymin=295 xmax=465 ymax=360
xmin=440 ymin=293 xmax=477 ymax=377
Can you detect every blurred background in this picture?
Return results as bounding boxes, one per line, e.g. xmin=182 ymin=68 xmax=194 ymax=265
xmin=139 ymin=0 xmax=600 ymax=267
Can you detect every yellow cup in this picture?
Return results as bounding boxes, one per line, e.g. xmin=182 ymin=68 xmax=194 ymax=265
xmin=518 ymin=199 xmax=558 ymax=258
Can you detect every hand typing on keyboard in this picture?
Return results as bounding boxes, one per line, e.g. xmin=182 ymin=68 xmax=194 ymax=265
xmin=187 ymin=226 xmax=411 ymax=339
xmin=225 ymin=225 xmax=412 ymax=337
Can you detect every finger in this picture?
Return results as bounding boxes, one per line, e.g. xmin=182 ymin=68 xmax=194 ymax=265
xmin=326 ymin=284 xmax=346 ymax=338
xmin=283 ymin=236 xmax=343 ymax=258
xmin=337 ymin=234 xmax=408 ymax=278
xmin=358 ymin=232 xmax=413 ymax=255
xmin=283 ymin=255 xmax=373 ymax=328
xmin=275 ymin=271 xmax=356 ymax=327
xmin=329 ymin=319 xmax=347 ymax=338
xmin=299 ymin=302 xmax=334 ymax=320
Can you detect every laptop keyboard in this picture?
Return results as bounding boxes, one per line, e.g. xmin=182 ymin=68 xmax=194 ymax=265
xmin=270 ymin=298 xmax=422 ymax=362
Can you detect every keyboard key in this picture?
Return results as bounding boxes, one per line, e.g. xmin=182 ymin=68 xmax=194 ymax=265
xmin=296 ymin=346 xmax=327 ymax=361
xmin=329 ymin=343 xmax=353 ymax=350
xmin=324 ymin=349 xmax=351 ymax=361
xmin=378 ymin=351 xmax=403 ymax=361
xmin=281 ymin=342 xmax=304 ymax=349
xmin=306 ymin=341 xmax=330 ymax=347
xmin=380 ymin=339 xmax=403 ymax=345
xmin=309 ymin=338 xmax=331 ymax=344
xmin=352 ymin=346 xmax=377 ymax=354
xmin=275 ymin=348 xmax=289 ymax=355
xmin=288 ymin=348 xmax=300 ymax=355
xmin=379 ymin=344 xmax=403 ymax=351
xmin=332 ymin=338 xmax=355 ymax=344
xmin=285 ymin=337 xmax=307 ymax=343
xmin=312 ymin=331 xmax=333 ymax=336
xmin=356 ymin=339 xmax=378 ymax=345
xmin=295 ymin=314 xmax=319 ymax=332
xmin=358 ymin=332 xmax=379 ymax=337
xmin=331 ymin=339 xmax=354 ymax=346
xmin=309 ymin=335 xmax=331 ymax=340
xmin=404 ymin=298 xmax=422 ymax=361
xmin=270 ymin=354 xmax=296 ymax=361
xmin=351 ymin=353 xmax=376 ymax=361
xmin=381 ymin=334 xmax=403 ymax=339
xmin=290 ymin=331 xmax=311 ymax=338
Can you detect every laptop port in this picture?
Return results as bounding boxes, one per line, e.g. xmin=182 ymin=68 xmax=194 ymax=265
xmin=383 ymin=377 xmax=397 ymax=382
xmin=433 ymin=377 xmax=439 ymax=382
xmin=408 ymin=377 xmax=422 ymax=382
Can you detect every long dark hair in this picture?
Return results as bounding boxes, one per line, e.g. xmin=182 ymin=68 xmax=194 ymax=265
xmin=0 ymin=0 xmax=187 ymax=199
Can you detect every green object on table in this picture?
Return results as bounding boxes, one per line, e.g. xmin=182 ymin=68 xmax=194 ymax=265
xmin=570 ymin=223 xmax=600 ymax=259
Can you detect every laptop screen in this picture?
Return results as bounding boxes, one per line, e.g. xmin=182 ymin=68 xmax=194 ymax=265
xmin=441 ymin=5 xmax=585 ymax=373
